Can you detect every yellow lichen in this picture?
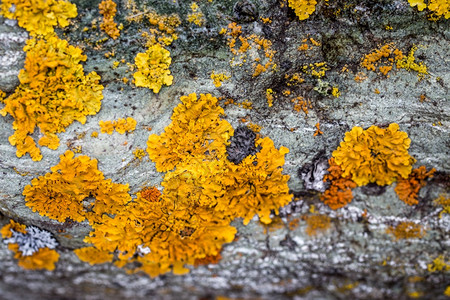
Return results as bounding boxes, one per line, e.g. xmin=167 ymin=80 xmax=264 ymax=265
xmin=427 ymin=255 xmax=450 ymax=272
xmin=146 ymin=93 xmax=233 ymax=172
xmin=287 ymin=0 xmax=317 ymax=21
xmin=0 ymin=0 xmax=77 ymax=36
xmin=74 ymin=247 xmax=114 ymax=265
xmin=10 ymin=244 xmax=60 ymax=271
xmin=187 ymin=2 xmax=205 ymax=26
xmin=211 ymin=71 xmax=231 ymax=87
xmin=23 ymin=151 xmax=130 ymax=223
xmin=408 ymin=0 xmax=450 ymax=19
xmin=304 ymin=214 xmax=331 ymax=236
xmin=133 ymin=148 xmax=146 ymax=160
xmin=133 ymin=44 xmax=173 ymax=93
xmin=386 ymin=221 xmax=426 ymax=240
xmin=434 ymin=194 xmax=450 ymax=217
xmin=266 ymin=88 xmax=275 ymax=107
xmin=396 ymin=45 xmax=428 ymax=79
xmin=394 ymin=166 xmax=435 ymax=205
xmin=99 ymin=0 xmax=121 ymax=39
xmin=332 ymin=123 xmax=415 ymax=186
xmin=0 ymin=36 xmax=103 ymax=161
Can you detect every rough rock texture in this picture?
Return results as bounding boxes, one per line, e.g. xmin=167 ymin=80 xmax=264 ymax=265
xmin=0 ymin=0 xmax=449 ymax=299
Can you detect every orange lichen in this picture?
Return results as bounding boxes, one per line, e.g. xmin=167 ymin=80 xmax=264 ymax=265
xmin=23 ymin=151 xmax=130 ymax=223
xmin=314 ymin=122 xmax=323 ymax=136
xmin=146 ymin=93 xmax=233 ymax=172
xmin=320 ymin=158 xmax=357 ymax=210
xmin=386 ymin=221 xmax=426 ymax=240
xmin=0 ymin=36 xmax=103 ymax=161
xmin=74 ymin=247 xmax=114 ymax=265
xmin=224 ymin=23 xmax=276 ymax=77
xmin=0 ymin=0 xmax=77 ymax=36
xmin=11 ymin=245 xmax=59 ymax=271
xmin=288 ymin=0 xmax=318 ymax=20
xmin=99 ymin=0 xmax=120 ymax=39
xmin=332 ymin=123 xmax=415 ymax=186
xmin=394 ymin=166 xmax=435 ymax=205
xmin=0 ymin=220 xmax=27 ymax=238
xmin=305 ymin=214 xmax=331 ymax=236
xmin=360 ymin=43 xmax=403 ymax=77
xmin=115 ymin=117 xmax=137 ymax=134
xmin=132 ymin=148 xmax=146 ymax=160
xmin=136 ymin=186 xmax=161 ymax=202
xmin=194 ymin=253 xmax=222 ymax=266
xmin=133 ymin=44 xmax=173 ymax=93
xmin=216 ymin=137 xmax=291 ymax=224
xmin=292 ymin=96 xmax=312 ymax=116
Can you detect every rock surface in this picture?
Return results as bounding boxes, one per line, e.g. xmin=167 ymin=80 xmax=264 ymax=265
xmin=0 ymin=0 xmax=449 ymax=299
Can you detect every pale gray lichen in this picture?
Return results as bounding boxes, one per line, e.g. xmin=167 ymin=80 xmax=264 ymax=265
xmin=3 ymin=226 xmax=58 ymax=256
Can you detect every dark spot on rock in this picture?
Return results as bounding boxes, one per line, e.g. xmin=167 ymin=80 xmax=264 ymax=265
xmin=360 ymin=183 xmax=386 ymax=196
xmin=233 ymin=0 xmax=258 ymax=23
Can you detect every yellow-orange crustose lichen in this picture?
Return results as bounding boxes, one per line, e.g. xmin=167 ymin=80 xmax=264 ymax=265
xmin=126 ymin=1 xmax=180 ymax=47
xmin=23 ymin=150 xmax=130 ymax=223
xmin=99 ymin=0 xmax=121 ymax=39
xmin=386 ymin=221 xmax=426 ymax=240
xmin=360 ymin=43 xmax=404 ymax=77
xmin=133 ymin=44 xmax=173 ymax=93
xmin=304 ymin=214 xmax=331 ymax=236
xmin=394 ymin=166 xmax=435 ymax=205
xmin=99 ymin=117 xmax=137 ymax=134
xmin=332 ymin=123 xmax=415 ymax=186
xmin=211 ymin=71 xmax=231 ymax=87
xmin=0 ymin=0 xmax=77 ymax=36
xmin=223 ymin=22 xmax=276 ymax=77
xmin=1 ymin=220 xmax=59 ymax=271
xmin=320 ymin=158 xmax=357 ymax=210
xmin=0 ymin=36 xmax=103 ymax=161
xmin=434 ymin=194 xmax=450 ymax=217
xmin=288 ymin=0 xmax=317 ymax=20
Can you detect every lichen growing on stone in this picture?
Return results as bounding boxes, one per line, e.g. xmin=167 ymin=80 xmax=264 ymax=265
xmin=23 ymin=151 xmax=130 ymax=223
xmin=187 ymin=2 xmax=205 ymax=26
xmin=332 ymin=123 xmax=416 ymax=186
xmin=394 ymin=166 xmax=435 ymax=205
xmin=320 ymin=158 xmax=357 ymax=210
xmin=99 ymin=117 xmax=137 ymax=134
xmin=146 ymin=93 xmax=233 ymax=172
xmin=386 ymin=221 xmax=426 ymax=240
xmin=0 ymin=36 xmax=104 ymax=161
xmin=287 ymin=0 xmax=317 ymax=21
xmin=0 ymin=0 xmax=77 ymax=36
xmin=408 ymin=0 xmax=450 ymax=19
xmin=1 ymin=220 xmax=59 ymax=271
xmin=133 ymin=44 xmax=173 ymax=93
xmin=304 ymin=214 xmax=331 ymax=236
xmin=99 ymin=0 xmax=121 ymax=39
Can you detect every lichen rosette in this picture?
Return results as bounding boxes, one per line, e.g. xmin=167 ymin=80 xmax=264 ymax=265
xmin=332 ymin=123 xmax=415 ymax=186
